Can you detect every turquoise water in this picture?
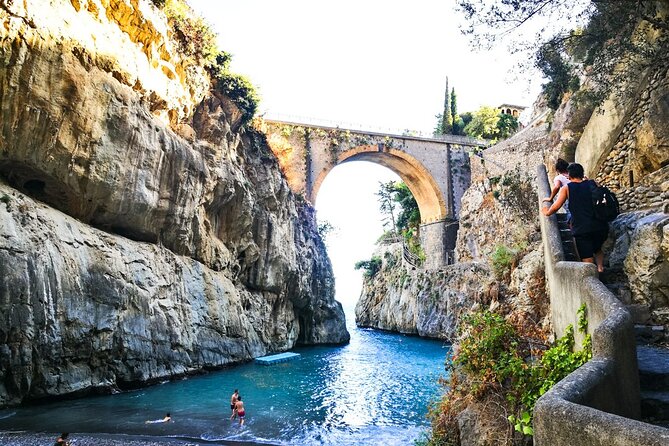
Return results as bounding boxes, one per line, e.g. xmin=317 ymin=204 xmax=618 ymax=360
xmin=0 ymin=320 xmax=450 ymax=445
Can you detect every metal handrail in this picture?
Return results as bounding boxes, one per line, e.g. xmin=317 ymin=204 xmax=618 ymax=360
xmin=402 ymin=243 xmax=419 ymax=268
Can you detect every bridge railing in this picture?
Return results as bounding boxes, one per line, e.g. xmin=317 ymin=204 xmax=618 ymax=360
xmin=263 ymin=114 xmax=489 ymax=146
xmin=402 ymin=243 xmax=420 ymax=269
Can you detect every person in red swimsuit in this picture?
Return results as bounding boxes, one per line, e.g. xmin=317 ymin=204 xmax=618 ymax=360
xmin=230 ymin=389 xmax=239 ymax=420
xmin=234 ymin=395 xmax=246 ymax=426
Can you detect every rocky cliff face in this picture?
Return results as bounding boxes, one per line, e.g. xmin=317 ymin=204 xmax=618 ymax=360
xmin=0 ymin=0 xmax=348 ymax=407
xmin=354 ymin=244 xmax=498 ymax=339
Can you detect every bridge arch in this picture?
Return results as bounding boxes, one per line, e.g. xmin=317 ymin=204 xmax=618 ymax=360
xmin=262 ymin=119 xmax=486 ymax=267
xmin=311 ymin=145 xmax=446 ymax=224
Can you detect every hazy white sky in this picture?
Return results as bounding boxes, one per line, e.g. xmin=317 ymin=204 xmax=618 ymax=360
xmin=186 ymin=1 xmax=543 ymax=310
xmin=188 ymin=0 xmax=541 ymax=134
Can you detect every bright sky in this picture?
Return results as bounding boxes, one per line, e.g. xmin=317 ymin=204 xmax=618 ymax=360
xmin=186 ymin=1 xmax=543 ymax=310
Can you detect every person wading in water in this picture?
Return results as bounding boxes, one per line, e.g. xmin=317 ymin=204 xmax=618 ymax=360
xmin=234 ymin=395 xmax=246 ymax=426
xmin=230 ymin=389 xmax=239 ymax=420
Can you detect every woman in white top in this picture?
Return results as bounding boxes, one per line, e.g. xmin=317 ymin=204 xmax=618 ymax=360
xmin=543 ymin=158 xmax=570 ymax=203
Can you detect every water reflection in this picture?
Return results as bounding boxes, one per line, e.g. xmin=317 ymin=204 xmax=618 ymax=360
xmin=0 ymin=325 xmax=449 ymax=445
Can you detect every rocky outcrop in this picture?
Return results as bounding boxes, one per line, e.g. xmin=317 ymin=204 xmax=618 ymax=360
xmin=0 ymin=0 xmax=348 ymax=407
xmin=608 ymin=211 xmax=669 ymax=330
xmin=354 ymin=244 xmax=497 ymax=339
xmin=354 ymin=236 xmax=546 ymax=340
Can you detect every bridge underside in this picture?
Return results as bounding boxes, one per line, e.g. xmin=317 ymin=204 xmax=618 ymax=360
xmin=313 ymin=146 xmax=447 ymax=224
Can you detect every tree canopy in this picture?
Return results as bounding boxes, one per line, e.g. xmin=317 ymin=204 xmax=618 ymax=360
xmin=457 ymin=1 xmax=669 ymax=108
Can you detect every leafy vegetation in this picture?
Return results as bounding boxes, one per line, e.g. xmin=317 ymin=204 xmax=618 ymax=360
xmin=491 ymin=244 xmax=520 ymax=280
xmin=0 ymin=193 xmax=11 ymax=211
xmin=462 ymin=106 xmax=519 ymax=141
xmin=317 ymin=220 xmax=335 ymax=241
xmin=208 ymin=54 xmax=260 ymax=123
xmin=426 ymin=305 xmax=592 ymax=445
xmin=491 ymin=170 xmax=537 ymax=222
xmin=374 ymin=181 xmax=423 ymax=260
xmin=163 ymin=0 xmax=218 ymax=65
xmin=354 ymin=256 xmax=383 ymax=278
xmin=457 ymin=1 xmax=669 ymax=109
xmin=152 ymin=0 xmax=259 ymax=124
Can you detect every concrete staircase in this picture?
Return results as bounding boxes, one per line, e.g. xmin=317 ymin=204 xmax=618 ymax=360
xmin=598 ymin=263 xmax=669 ymax=427
xmin=556 ymin=214 xmax=579 ymax=261
xmin=557 ymin=213 xmax=669 ymax=427
xmin=637 ymin=345 xmax=669 ymax=427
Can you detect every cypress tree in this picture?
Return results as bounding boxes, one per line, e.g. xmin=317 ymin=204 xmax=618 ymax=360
xmin=442 ymin=77 xmax=453 ymax=134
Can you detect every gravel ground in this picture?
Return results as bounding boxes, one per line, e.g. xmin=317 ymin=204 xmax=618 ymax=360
xmin=0 ymin=431 xmax=272 ymax=446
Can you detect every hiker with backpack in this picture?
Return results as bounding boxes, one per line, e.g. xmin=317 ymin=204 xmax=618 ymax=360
xmin=542 ymin=162 xmax=619 ymax=272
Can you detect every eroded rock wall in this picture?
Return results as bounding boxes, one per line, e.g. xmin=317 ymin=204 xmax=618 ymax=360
xmin=0 ymin=0 xmax=348 ymax=407
xmin=354 ymin=244 xmax=497 ymax=339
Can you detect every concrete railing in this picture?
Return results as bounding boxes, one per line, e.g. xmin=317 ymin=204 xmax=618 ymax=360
xmin=533 ymin=165 xmax=669 ymax=445
xmin=263 ymin=118 xmax=488 ymax=146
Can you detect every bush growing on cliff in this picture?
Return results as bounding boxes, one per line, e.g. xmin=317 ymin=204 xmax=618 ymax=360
xmin=494 ymin=171 xmax=536 ymax=222
xmin=160 ymin=0 xmax=259 ymax=124
xmin=491 ymin=244 xmax=519 ymax=280
xmin=426 ymin=307 xmax=592 ymax=445
xmin=355 ymin=256 xmax=382 ymax=278
xmin=206 ymin=52 xmax=259 ymax=122
xmin=163 ymin=0 xmax=218 ymax=65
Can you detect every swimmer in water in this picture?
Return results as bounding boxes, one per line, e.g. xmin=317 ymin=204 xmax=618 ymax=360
xmin=145 ymin=413 xmax=171 ymax=424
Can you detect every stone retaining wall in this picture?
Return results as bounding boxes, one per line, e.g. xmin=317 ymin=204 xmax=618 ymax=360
xmin=594 ymin=64 xmax=669 ymax=213
xmin=533 ymin=165 xmax=669 ymax=446
xmin=480 ymin=122 xmax=550 ymax=177
xmin=613 ymin=165 xmax=669 ymax=213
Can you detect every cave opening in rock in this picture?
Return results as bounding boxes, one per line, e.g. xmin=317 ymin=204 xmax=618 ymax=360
xmin=23 ymin=179 xmax=46 ymax=196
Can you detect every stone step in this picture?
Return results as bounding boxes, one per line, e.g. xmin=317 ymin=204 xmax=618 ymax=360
xmin=635 ymin=323 xmax=665 ymax=343
xmin=641 ymin=390 xmax=669 ymax=423
xmin=598 ymin=266 xmax=627 ymax=285
xmin=556 ymin=213 xmax=570 ymax=223
xmin=637 ymin=344 xmax=669 ymax=391
xmin=605 ymin=283 xmax=633 ymax=305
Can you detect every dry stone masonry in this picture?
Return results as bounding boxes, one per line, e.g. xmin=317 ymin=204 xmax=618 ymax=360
xmin=595 ymin=64 xmax=669 ymax=213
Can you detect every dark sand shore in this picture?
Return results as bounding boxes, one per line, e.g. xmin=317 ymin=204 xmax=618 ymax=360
xmin=0 ymin=431 xmax=275 ymax=446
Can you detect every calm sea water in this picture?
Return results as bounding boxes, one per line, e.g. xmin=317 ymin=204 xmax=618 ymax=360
xmin=0 ymin=315 xmax=450 ymax=445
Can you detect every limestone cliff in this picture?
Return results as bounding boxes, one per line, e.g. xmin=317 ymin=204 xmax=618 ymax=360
xmin=0 ymin=0 xmax=348 ymax=407
xmin=354 ymin=243 xmax=498 ymax=339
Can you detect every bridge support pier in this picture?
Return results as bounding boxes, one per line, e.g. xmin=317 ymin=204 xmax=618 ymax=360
xmin=420 ymin=219 xmax=459 ymax=269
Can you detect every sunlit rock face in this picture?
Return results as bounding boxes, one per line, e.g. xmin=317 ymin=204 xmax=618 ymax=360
xmin=354 ymin=244 xmax=499 ymax=340
xmin=0 ymin=0 xmax=348 ymax=407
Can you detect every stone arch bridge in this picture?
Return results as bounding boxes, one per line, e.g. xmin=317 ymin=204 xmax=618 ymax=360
xmin=261 ymin=119 xmax=487 ymax=268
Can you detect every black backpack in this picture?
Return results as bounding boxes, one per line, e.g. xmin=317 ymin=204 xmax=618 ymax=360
xmin=589 ymin=181 xmax=620 ymax=222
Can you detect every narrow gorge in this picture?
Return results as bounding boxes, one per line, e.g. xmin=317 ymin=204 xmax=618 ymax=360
xmin=0 ymin=0 xmax=348 ymax=408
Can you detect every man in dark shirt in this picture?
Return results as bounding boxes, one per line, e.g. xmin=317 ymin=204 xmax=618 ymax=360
xmin=542 ymin=163 xmax=608 ymax=272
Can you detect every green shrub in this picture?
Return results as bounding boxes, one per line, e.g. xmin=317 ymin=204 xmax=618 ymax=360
xmin=160 ymin=1 xmax=259 ymax=125
xmin=354 ymin=256 xmax=382 ymax=278
xmin=208 ymin=53 xmax=259 ymax=124
xmin=491 ymin=244 xmax=517 ymax=279
xmin=427 ymin=306 xmax=592 ymax=443
xmin=164 ymin=0 xmax=218 ymax=65
xmin=0 ymin=193 xmax=11 ymax=211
